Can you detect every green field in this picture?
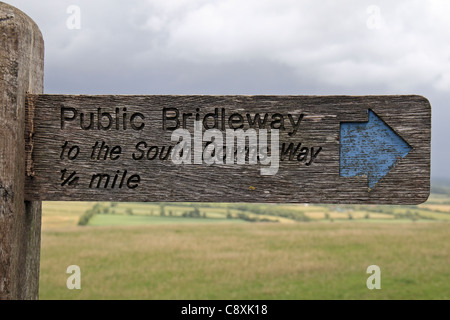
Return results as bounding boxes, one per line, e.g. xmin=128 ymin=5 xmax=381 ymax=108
xmin=39 ymin=222 xmax=449 ymax=300
xmin=42 ymin=193 xmax=450 ymax=231
xmin=39 ymin=191 xmax=450 ymax=300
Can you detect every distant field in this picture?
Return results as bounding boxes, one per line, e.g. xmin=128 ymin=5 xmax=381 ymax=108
xmin=42 ymin=202 xmax=94 ymax=229
xmin=89 ymin=214 xmax=246 ymax=226
xmin=41 ymin=193 xmax=450 ymax=230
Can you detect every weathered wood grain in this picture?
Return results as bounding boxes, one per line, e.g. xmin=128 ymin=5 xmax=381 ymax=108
xmin=0 ymin=2 xmax=43 ymax=300
xmin=25 ymin=94 xmax=431 ymax=204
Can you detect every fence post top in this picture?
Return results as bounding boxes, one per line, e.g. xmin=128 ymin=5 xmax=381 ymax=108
xmin=0 ymin=2 xmax=43 ymax=40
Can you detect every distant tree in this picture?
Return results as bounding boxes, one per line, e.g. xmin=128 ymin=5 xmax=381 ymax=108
xmin=78 ymin=208 xmax=96 ymax=226
xmin=92 ymin=203 xmax=102 ymax=214
xmin=192 ymin=206 xmax=200 ymax=217
xmin=181 ymin=206 xmax=202 ymax=218
xmin=126 ymin=208 xmax=133 ymax=215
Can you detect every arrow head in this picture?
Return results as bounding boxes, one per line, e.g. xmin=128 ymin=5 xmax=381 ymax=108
xmin=340 ymin=109 xmax=411 ymax=190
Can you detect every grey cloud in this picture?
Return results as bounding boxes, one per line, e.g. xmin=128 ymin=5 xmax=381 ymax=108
xmin=5 ymin=0 xmax=450 ymax=178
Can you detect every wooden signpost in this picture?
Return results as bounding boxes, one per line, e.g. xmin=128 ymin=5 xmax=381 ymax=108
xmin=25 ymin=94 xmax=430 ymax=204
xmin=1 ymin=2 xmax=43 ymax=300
xmin=0 ymin=2 xmax=431 ymax=299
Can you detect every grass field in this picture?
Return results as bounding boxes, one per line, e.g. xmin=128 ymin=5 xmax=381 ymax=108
xmin=39 ymin=193 xmax=450 ymax=300
xmin=39 ymin=222 xmax=449 ymax=300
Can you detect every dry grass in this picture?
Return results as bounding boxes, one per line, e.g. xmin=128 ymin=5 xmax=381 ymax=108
xmin=419 ymin=204 xmax=450 ymax=212
xmin=42 ymin=202 xmax=95 ymax=229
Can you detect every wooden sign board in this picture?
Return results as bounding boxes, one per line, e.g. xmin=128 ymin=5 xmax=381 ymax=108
xmin=24 ymin=94 xmax=430 ymax=204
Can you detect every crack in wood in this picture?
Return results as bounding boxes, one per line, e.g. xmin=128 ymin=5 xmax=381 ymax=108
xmin=25 ymin=94 xmax=36 ymax=177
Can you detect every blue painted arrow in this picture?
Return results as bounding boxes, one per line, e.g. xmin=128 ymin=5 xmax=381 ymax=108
xmin=340 ymin=109 xmax=411 ymax=190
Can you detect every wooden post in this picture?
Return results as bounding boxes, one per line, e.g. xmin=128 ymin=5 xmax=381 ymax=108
xmin=0 ymin=2 xmax=44 ymax=300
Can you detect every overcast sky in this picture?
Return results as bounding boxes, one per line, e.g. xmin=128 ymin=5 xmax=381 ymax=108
xmin=5 ymin=0 xmax=450 ymax=179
